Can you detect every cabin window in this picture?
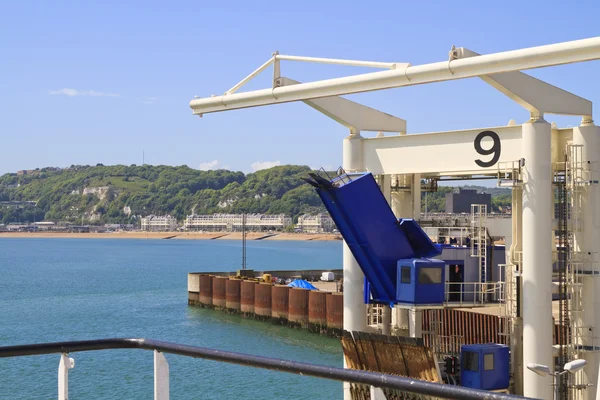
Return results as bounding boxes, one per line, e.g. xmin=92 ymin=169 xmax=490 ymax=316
xmin=484 ymin=353 xmax=494 ymax=371
xmin=401 ymin=267 xmax=411 ymax=284
xmin=464 ymin=352 xmax=479 ymax=372
xmin=418 ymin=267 xmax=442 ymax=284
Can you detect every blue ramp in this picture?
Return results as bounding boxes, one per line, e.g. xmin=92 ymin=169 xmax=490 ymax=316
xmin=304 ymin=172 xmax=440 ymax=304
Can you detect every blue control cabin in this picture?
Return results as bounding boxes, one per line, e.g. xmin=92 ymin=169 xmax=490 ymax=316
xmin=460 ymin=343 xmax=510 ymax=390
xmin=396 ymin=258 xmax=446 ymax=304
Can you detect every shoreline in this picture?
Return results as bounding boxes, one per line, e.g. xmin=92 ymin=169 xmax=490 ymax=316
xmin=0 ymin=231 xmax=343 ymax=241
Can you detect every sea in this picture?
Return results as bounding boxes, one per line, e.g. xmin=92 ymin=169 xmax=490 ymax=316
xmin=0 ymin=238 xmax=344 ymax=399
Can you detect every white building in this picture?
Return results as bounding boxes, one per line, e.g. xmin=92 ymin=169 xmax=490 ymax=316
xmin=141 ymin=215 xmax=178 ymax=232
xmin=296 ymin=213 xmax=335 ymax=233
xmin=33 ymin=221 xmax=56 ymax=231
xmin=184 ymin=213 xmax=291 ymax=232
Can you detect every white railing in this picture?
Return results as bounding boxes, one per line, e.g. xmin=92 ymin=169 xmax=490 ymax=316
xmin=444 ymin=281 xmax=505 ymax=306
xmin=57 ymin=350 xmax=169 ymax=400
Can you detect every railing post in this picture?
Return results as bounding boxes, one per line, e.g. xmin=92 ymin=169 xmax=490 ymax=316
xmin=154 ymin=350 xmax=169 ymax=400
xmin=58 ymin=353 xmax=74 ymax=400
xmin=370 ymin=386 xmax=386 ymax=399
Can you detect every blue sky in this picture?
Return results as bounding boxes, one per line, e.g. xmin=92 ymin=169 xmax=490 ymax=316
xmin=1 ymin=0 xmax=600 ymax=177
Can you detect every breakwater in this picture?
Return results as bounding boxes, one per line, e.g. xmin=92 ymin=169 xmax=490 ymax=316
xmin=188 ymin=272 xmax=344 ymax=337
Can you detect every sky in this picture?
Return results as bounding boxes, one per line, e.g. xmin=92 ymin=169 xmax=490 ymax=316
xmin=1 ymin=0 xmax=600 ymax=178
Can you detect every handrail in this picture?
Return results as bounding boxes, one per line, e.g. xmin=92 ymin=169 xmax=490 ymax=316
xmin=0 ymin=338 xmax=535 ymax=400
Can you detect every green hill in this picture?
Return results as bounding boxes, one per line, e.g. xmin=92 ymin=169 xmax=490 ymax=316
xmin=0 ymin=164 xmax=512 ymax=225
xmin=0 ymin=164 xmax=326 ymax=225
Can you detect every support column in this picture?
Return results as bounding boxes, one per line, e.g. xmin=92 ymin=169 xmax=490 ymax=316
xmin=382 ymin=306 xmax=391 ymax=335
xmin=391 ymin=175 xmax=412 ymax=332
xmin=573 ymin=122 xmax=600 ymax=400
xmin=522 ymin=118 xmax=553 ymax=400
xmin=342 ymin=131 xmax=366 ymax=400
xmin=408 ymin=308 xmax=423 ymax=338
xmin=381 ymin=174 xmax=391 ymax=203
xmin=392 ymin=174 xmax=413 ymax=218
xmin=412 ymin=174 xmax=421 ymax=220
xmin=511 ymin=187 xmax=524 ymax=396
xmin=391 ymin=193 xmax=413 ymax=218
xmin=342 ymin=131 xmax=367 ymax=333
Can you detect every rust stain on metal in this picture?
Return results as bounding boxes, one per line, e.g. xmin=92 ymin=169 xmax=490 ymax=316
xmin=341 ymin=330 xmax=440 ymax=399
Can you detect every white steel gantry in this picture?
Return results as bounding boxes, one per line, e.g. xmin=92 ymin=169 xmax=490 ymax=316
xmin=189 ymin=37 xmax=600 ymax=400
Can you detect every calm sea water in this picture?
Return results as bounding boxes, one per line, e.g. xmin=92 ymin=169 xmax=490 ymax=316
xmin=0 ymin=238 xmax=343 ymax=399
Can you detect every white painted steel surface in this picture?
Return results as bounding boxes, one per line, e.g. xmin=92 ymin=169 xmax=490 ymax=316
xmin=154 ymin=350 xmax=169 ymax=400
xmin=342 ymin=133 xmax=364 ymax=174
xmin=281 ymin=78 xmax=407 ymax=133
xmin=391 ymin=191 xmax=412 ymax=219
xmin=390 ymin=184 xmax=412 ymax=331
xmin=455 ymin=48 xmax=592 ymax=118
xmin=382 ymin=306 xmax=391 ymax=335
xmin=521 ymin=119 xmax=553 ymax=400
xmin=362 ymin=125 xmax=522 ymax=176
xmin=58 ymin=353 xmax=74 ymax=400
xmin=573 ymin=124 xmax=600 ymax=400
xmin=342 ymin=132 xmax=367 ymax=400
xmin=225 ymin=56 xmax=275 ymax=95
xmin=190 ymin=37 xmax=600 ymax=115
xmin=342 ymin=133 xmax=367 ymax=333
xmin=370 ymin=386 xmax=387 ymax=400
xmin=275 ymin=54 xmax=405 ymax=70
xmin=408 ymin=309 xmax=423 ymax=338
xmin=412 ymin=174 xmax=421 ymax=219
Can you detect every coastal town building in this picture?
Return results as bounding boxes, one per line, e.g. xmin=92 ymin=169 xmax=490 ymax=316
xmin=141 ymin=215 xmax=178 ymax=232
xmin=184 ymin=213 xmax=291 ymax=232
xmin=296 ymin=213 xmax=335 ymax=233
xmin=32 ymin=221 xmax=56 ymax=231
xmin=444 ymin=188 xmax=492 ymax=214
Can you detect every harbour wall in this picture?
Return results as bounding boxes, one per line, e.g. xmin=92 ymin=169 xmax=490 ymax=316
xmin=188 ymin=272 xmax=343 ymax=337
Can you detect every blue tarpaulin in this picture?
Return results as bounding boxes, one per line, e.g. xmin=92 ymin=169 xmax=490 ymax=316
xmin=287 ymin=279 xmax=318 ymax=290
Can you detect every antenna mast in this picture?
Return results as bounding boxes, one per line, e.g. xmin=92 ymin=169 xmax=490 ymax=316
xmin=241 ymin=213 xmax=247 ymax=270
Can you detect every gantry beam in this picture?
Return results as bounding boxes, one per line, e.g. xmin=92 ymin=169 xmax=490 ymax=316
xmin=281 ymin=78 xmax=406 ymax=133
xmin=190 ymin=37 xmax=600 ymax=116
xmin=455 ymin=48 xmax=592 ymax=117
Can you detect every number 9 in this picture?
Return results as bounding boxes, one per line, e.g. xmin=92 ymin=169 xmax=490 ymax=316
xmin=474 ymin=130 xmax=501 ymax=168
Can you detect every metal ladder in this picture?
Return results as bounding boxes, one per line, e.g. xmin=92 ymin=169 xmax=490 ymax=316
xmin=554 ymin=143 xmax=598 ymax=400
xmin=555 ymin=155 xmax=570 ymax=400
xmin=470 ymin=204 xmax=488 ymax=303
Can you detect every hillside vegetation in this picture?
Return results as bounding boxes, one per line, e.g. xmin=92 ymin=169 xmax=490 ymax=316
xmin=0 ymin=165 xmax=325 ymax=224
xmin=0 ymin=164 xmax=511 ymax=225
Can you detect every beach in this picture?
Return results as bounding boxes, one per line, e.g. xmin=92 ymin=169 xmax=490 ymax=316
xmin=0 ymin=231 xmax=342 ymax=241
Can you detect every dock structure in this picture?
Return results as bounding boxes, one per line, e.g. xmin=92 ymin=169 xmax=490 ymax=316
xmin=188 ymin=272 xmax=343 ymax=336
